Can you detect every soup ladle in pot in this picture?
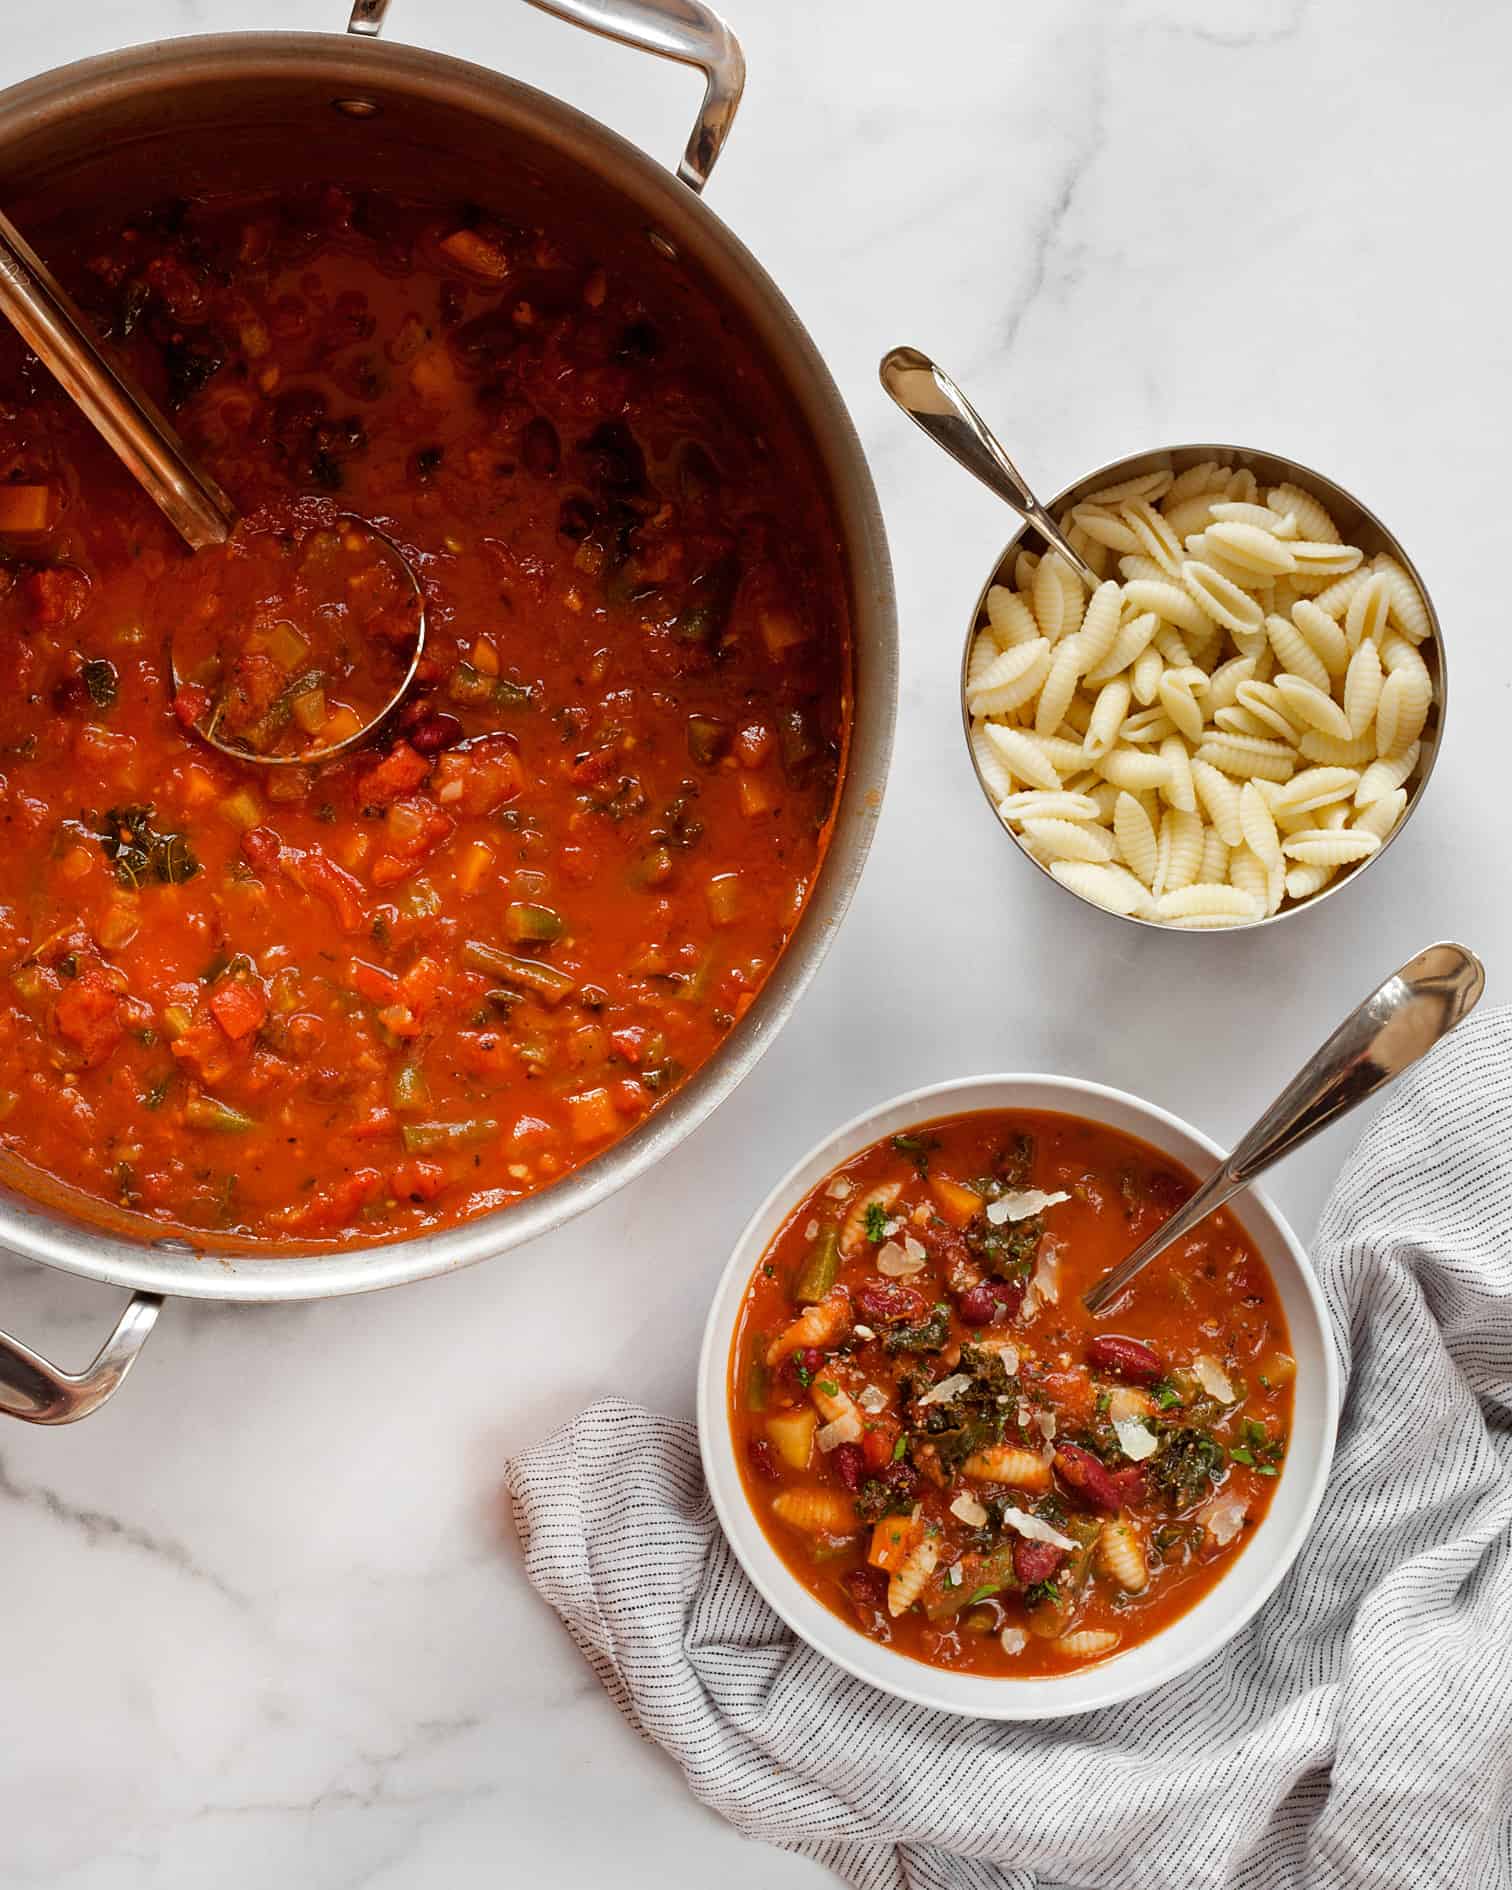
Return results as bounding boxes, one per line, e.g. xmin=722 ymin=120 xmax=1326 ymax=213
xmin=0 ymin=208 xmax=427 ymax=765
xmin=1082 ymin=942 xmax=1486 ymax=1315
xmin=879 ymin=345 xmax=1099 ymax=591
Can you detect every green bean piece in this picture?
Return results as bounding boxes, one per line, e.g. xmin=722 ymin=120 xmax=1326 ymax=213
xmin=505 ymin=902 xmax=565 ymax=944
xmin=400 ymin=1118 xmax=498 ymax=1153
xmin=461 ymin=939 xmax=576 ymax=1006
xmin=792 ymin=1226 xmax=840 ymax=1305
xmin=389 ymin=1063 xmax=431 ymax=1113
xmin=686 ymin=714 xmax=727 ymax=765
xmin=184 ymin=1094 xmax=256 ymax=1134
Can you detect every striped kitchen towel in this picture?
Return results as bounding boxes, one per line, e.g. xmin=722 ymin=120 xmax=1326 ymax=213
xmin=503 ymin=1008 xmax=1512 ymax=1890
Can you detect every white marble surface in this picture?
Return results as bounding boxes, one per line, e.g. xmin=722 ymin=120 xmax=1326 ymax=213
xmin=0 ymin=1 xmax=1505 ymax=1884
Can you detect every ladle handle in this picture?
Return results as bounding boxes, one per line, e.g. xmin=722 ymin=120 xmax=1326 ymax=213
xmin=878 ymin=346 xmax=1098 ymax=590
xmin=1083 ymin=941 xmax=1486 ymax=1315
xmin=0 ymin=209 xmax=235 ymax=551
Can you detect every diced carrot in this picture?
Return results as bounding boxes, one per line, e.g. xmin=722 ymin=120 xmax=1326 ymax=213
xmin=207 ymin=980 xmax=268 ymax=1041
xmin=0 ymin=485 xmax=51 ymax=532
xmin=734 ymin=722 xmax=773 ymax=768
xmin=612 ymin=1079 xmax=646 ymax=1116
xmin=455 ymin=839 xmax=495 ymax=895
xmin=759 ymin=608 xmax=809 ymax=657
xmin=610 ymin=1025 xmax=648 ymax=1065
xmin=359 ymin=739 xmax=431 ymax=805
xmin=930 ymin=1177 xmax=984 ymax=1227
xmin=867 ymin=1515 xmax=923 ymax=1574
xmin=567 ymin=1087 xmax=618 ymax=1145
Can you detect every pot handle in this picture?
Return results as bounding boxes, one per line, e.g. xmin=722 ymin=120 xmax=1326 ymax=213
xmin=346 ymin=0 xmax=745 ymax=194
xmin=0 ymin=1291 xmax=161 ymax=1423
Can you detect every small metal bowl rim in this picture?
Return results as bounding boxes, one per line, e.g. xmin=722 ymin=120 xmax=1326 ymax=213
xmin=958 ymin=441 xmax=1447 ymax=934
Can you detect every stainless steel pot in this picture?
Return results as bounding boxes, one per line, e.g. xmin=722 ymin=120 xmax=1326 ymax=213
xmin=0 ymin=0 xmax=896 ymax=1419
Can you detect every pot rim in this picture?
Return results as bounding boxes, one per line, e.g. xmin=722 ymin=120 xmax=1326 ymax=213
xmin=0 ymin=30 xmax=897 ymax=1301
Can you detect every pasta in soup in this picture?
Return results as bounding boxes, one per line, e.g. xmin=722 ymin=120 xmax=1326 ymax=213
xmin=728 ymin=1111 xmax=1294 ymax=1678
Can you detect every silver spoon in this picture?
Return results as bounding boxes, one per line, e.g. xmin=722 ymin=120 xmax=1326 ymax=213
xmin=1083 ymin=941 xmax=1486 ymax=1316
xmin=879 ymin=345 xmax=1099 ymax=591
xmin=0 ymin=208 xmax=426 ymax=764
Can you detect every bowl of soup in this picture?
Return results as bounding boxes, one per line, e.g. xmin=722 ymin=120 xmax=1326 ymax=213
xmin=697 ymin=1074 xmax=1339 ymax=1718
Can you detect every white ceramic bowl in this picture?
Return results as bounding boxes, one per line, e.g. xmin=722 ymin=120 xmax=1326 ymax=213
xmin=696 ymin=1073 xmax=1341 ymax=1720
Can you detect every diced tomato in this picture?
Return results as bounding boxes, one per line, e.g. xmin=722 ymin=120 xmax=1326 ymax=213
xmin=455 ymin=1029 xmax=513 ymax=1076
xmin=292 ymin=848 xmax=368 ymax=931
xmin=398 ymin=954 xmax=444 ymax=1012
xmin=52 ymin=969 xmax=123 ymax=1068
xmin=569 ymin=745 xmax=620 ymax=785
xmin=389 ymin=1158 xmax=446 ymax=1202
xmin=611 ymin=1079 xmax=645 ymax=1116
xmin=610 ymin=1025 xmax=648 ymax=1065
xmin=351 ymin=1107 xmax=398 ymax=1141
xmin=430 ymin=734 xmax=524 ymax=816
xmin=276 ymin=1166 xmax=385 ymax=1235
xmin=242 ymin=825 xmax=282 ymax=873
xmin=359 ymin=739 xmax=432 ymax=804
xmin=207 ymin=979 xmax=268 ymax=1041
xmin=25 ymin=565 xmax=89 ymax=627
xmin=173 ymin=683 xmax=213 ymax=729
xmin=350 ymin=958 xmax=400 ymax=1005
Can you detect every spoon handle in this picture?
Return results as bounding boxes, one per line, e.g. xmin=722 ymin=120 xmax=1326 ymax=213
xmin=0 ymin=209 xmax=235 ymax=551
xmin=878 ymin=346 xmax=1099 ymax=590
xmin=1083 ymin=941 xmax=1486 ymax=1315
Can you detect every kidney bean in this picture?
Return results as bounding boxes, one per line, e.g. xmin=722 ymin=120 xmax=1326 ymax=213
xmin=408 ymin=710 xmax=463 ymax=755
xmin=841 ymin=1565 xmax=890 ymax=1634
xmin=746 ymin=1439 xmax=780 ymax=1483
xmin=1111 ymin=1465 xmax=1147 ymax=1507
xmin=1086 ymin=1334 xmax=1163 ymax=1384
xmin=854 ymin=1278 xmax=927 ymax=1327
xmin=831 ymin=1443 xmax=865 ymax=1492
xmin=1054 ymin=1443 xmax=1124 ymax=1513
xmin=958 ymin=1278 xmax=1024 ymax=1327
xmin=860 ymin=1426 xmax=896 ymax=1473
xmin=1012 ymin=1537 xmax=1064 ymax=1586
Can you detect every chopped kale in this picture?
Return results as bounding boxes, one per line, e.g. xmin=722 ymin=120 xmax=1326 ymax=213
xmin=883 ymin=1301 xmax=952 ymax=1355
xmin=854 ymin=1461 xmax=918 ymax=1524
xmin=1149 ymin=1428 xmax=1225 ymax=1510
xmin=97 ymin=804 xmax=199 ymax=889
xmin=82 ymin=659 xmax=118 ymax=709
xmin=967 ymin=1212 xmax=1042 ymax=1283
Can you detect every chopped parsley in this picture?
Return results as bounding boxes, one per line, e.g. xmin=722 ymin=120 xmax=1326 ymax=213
xmin=1152 ymin=1380 xmax=1183 ymax=1410
xmin=891 ymin=1433 xmax=910 ymax=1462
xmin=97 ymin=804 xmax=199 ymax=889
xmin=1025 ymin=1579 xmax=1060 ymax=1607
xmin=817 ymin=1379 xmax=839 ymax=1399
xmin=863 ymin=1199 xmax=889 ymax=1243
xmin=967 ymin=1582 xmax=1001 ymax=1604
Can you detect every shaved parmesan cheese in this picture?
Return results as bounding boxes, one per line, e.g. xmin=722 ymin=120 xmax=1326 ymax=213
xmin=999 ymin=1625 xmax=1028 ymax=1656
xmin=1193 ymin=1354 xmax=1238 ymax=1403
xmin=1034 ymin=1409 xmax=1057 ymax=1443
xmin=946 ymin=1561 xmax=963 ymax=1587
xmin=1001 ymin=1507 xmax=1077 ymax=1553
xmin=858 ymin=1384 xmax=887 ymax=1414
xmin=825 ymin=1177 xmax=854 ymax=1200
xmin=918 ymin=1372 xmax=973 ymax=1408
xmin=1021 ymin=1238 xmax=1062 ymax=1317
xmin=804 ymin=1219 xmax=820 ymax=1241
xmin=985 ymin=1188 xmax=1070 ymax=1226
xmin=978 ymin=1340 xmax=1019 ymax=1375
xmin=1015 ymin=1399 xmax=1032 ymax=1428
xmin=816 ymin=1413 xmax=862 ymax=1452
xmin=851 ymin=1325 xmax=876 ymax=1342
xmin=882 ymin=1217 xmax=904 ymax=1238
xmin=1113 ymin=1415 xmax=1160 ymax=1461
xmin=876 ymin=1240 xmax=925 ymax=1278
xmin=950 ymin=1492 xmax=989 ymax=1529
xmin=1200 ymin=1491 xmax=1248 ymax=1546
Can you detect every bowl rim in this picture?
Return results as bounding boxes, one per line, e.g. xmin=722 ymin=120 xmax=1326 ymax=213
xmin=958 ymin=440 xmax=1447 ymax=935
xmin=696 ymin=1071 xmax=1342 ymax=1721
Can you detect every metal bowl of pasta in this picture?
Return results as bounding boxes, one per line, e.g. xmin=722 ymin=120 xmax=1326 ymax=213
xmin=959 ymin=445 xmax=1445 ymax=931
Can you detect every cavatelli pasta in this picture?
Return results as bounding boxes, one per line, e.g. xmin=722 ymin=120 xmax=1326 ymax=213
xmin=961 ymin=1445 xmax=1054 ymax=1490
xmin=771 ymin=1488 xmax=858 ymax=1536
xmin=1097 ymin=1520 xmax=1149 ymax=1593
xmin=1051 ymin=1629 xmax=1121 ymax=1661
xmin=967 ymin=466 xmax=1434 ymax=923
xmin=886 ymin=1535 xmax=939 ymax=1617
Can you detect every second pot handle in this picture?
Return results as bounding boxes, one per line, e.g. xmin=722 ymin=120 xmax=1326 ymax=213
xmin=347 ymin=0 xmax=746 ymax=193
xmin=0 ymin=1291 xmax=161 ymax=1424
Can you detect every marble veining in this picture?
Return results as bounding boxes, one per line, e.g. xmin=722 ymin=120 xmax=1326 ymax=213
xmin=0 ymin=2 xmax=1506 ymax=1885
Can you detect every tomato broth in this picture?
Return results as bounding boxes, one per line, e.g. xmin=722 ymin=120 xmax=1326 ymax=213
xmin=729 ymin=1111 xmax=1294 ymax=1678
xmin=0 ymin=185 xmax=848 ymax=1243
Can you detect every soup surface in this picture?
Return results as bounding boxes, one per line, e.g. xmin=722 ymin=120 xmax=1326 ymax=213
xmin=729 ymin=1111 xmax=1294 ymax=1677
xmin=0 ymin=185 xmax=847 ymax=1242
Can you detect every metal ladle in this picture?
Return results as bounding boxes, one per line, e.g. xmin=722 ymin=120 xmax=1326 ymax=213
xmin=1083 ymin=942 xmax=1486 ymax=1315
xmin=0 ymin=207 xmax=426 ymax=765
xmin=879 ymin=344 xmax=1099 ymax=591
